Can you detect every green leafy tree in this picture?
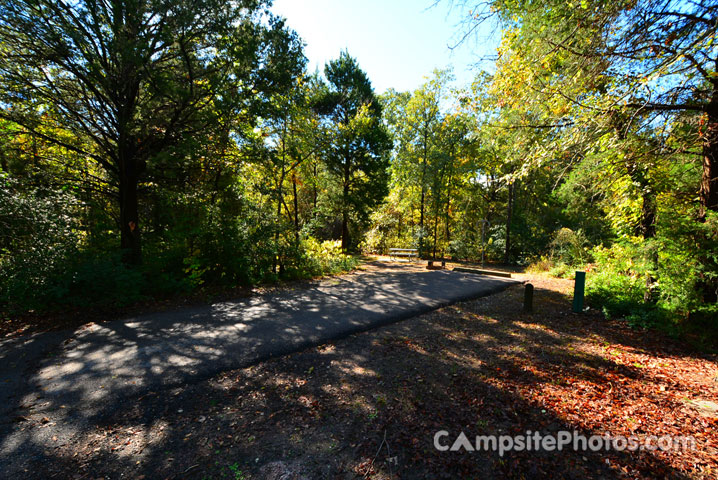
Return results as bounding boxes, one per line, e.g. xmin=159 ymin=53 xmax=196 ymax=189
xmin=316 ymin=52 xmax=391 ymax=252
xmin=452 ymin=0 xmax=718 ymax=300
xmin=0 ymin=0 xmax=301 ymax=263
xmin=389 ymin=71 xmax=451 ymax=255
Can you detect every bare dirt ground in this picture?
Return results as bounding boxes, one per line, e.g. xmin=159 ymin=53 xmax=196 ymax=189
xmin=5 ymin=263 xmax=718 ymax=479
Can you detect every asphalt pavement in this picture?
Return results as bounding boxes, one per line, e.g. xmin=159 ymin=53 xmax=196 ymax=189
xmin=0 ymin=265 xmax=518 ymax=472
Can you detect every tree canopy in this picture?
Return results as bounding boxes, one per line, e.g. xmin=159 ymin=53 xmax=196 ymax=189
xmin=0 ymin=0 xmax=303 ymax=263
xmin=0 ymin=0 xmax=716 ymax=341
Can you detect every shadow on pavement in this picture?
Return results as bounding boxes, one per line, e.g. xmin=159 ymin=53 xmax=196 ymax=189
xmin=2 ymin=280 xmax=707 ymax=478
xmin=0 ymin=268 xmax=517 ymax=475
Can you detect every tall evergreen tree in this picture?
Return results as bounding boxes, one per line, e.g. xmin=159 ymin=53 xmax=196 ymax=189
xmin=316 ymin=52 xmax=391 ymax=252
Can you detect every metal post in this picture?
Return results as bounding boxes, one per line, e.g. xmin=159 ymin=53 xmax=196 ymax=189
xmin=523 ymin=283 xmax=534 ymax=313
xmin=573 ymin=271 xmax=586 ymax=313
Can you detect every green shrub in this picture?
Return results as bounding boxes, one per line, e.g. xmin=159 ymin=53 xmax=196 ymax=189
xmin=548 ymin=263 xmax=575 ymax=279
xmin=655 ymin=212 xmax=718 ymax=314
xmin=62 ymin=253 xmax=147 ymax=308
xmin=526 ymin=255 xmax=555 ymax=273
xmin=526 ymin=256 xmax=576 ymax=279
xmin=182 ymin=213 xmax=255 ymax=287
xmin=549 ymin=227 xmax=591 ymax=265
xmin=449 ymin=237 xmax=481 ymax=262
xmin=586 ymin=269 xmax=646 ymax=319
xmin=583 ymin=227 xmax=718 ymax=350
xmin=300 ymin=238 xmax=358 ymax=276
xmin=140 ymin=245 xmax=194 ymax=297
xmin=0 ymin=178 xmax=81 ymax=312
xmin=585 ymin=239 xmax=651 ymax=319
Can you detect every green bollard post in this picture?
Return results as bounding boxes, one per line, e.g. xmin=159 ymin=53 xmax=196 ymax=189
xmin=572 ymin=271 xmax=586 ymax=313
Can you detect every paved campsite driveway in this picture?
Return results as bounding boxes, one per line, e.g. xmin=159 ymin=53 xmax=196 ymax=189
xmin=0 ymin=265 xmax=517 ymax=469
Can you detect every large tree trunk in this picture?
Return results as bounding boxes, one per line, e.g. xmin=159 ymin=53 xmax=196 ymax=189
xmin=119 ymin=152 xmax=141 ymax=265
xmin=115 ymin=7 xmax=143 ymax=265
xmin=700 ymin=91 xmax=718 ymax=218
xmin=698 ymin=89 xmax=718 ymax=303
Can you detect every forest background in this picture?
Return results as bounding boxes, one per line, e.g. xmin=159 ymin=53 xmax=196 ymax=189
xmin=1 ymin=0 xmax=716 ymax=347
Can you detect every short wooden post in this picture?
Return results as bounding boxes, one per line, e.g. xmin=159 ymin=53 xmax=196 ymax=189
xmin=428 ymin=260 xmax=433 ymax=267
xmin=572 ymin=271 xmax=586 ymax=313
xmin=523 ymin=283 xmax=533 ymax=313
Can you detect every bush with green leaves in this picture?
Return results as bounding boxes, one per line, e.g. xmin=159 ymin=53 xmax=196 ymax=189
xmin=585 ymin=239 xmax=653 ymax=320
xmin=526 ymin=256 xmax=555 ymax=273
xmin=585 ymin=224 xmax=718 ymax=343
xmin=656 ymin=213 xmax=718 ymax=314
xmin=526 ymin=227 xmax=592 ymax=277
xmin=362 ymin=203 xmax=403 ymax=254
xmin=179 ymin=208 xmax=257 ymax=287
xmin=0 ymin=176 xmax=80 ymax=311
xmin=300 ymin=237 xmax=358 ymax=276
xmin=64 ymin=252 xmax=147 ymax=308
xmin=448 ymin=236 xmax=481 ymax=262
xmin=549 ymin=227 xmax=591 ymax=265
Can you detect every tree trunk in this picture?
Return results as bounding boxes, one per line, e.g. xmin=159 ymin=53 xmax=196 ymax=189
xmin=341 ymin=209 xmax=349 ymax=252
xmin=274 ymin=170 xmax=285 ymax=275
xmin=341 ymin=156 xmax=351 ymax=252
xmin=312 ymin=162 xmax=318 ymax=217
xmin=114 ymin=7 xmax=143 ymax=265
xmin=119 ymin=152 xmax=141 ymax=265
xmin=504 ymin=181 xmax=513 ymax=265
xmin=419 ymin=129 xmax=429 ymax=258
xmin=698 ymin=89 xmax=718 ymax=303
xmin=419 ymin=187 xmax=426 ymax=257
xmin=640 ymin=188 xmax=657 ymax=239
xmin=210 ymin=126 xmax=229 ymax=206
xmin=292 ymin=172 xmax=300 ymax=243
xmin=433 ymin=210 xmax=439 ymax=260
xmin=700 ymin=90 xmax=718 ymax=219
xmin=31 ymin=135 xmax=38 ymax=168
xmin=641 ymin=188 xmax=658 ymax=303
xmin=433 ymin=168 xmax=446 ymax=260
xmin=445 ymin=185 xmax=451 ymax=246
xmin=0 ymin=144 xmax=7 ymax=172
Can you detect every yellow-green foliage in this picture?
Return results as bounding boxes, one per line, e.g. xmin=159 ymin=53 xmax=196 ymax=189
xmin=302 ymin=238 xmax=358 ymax=276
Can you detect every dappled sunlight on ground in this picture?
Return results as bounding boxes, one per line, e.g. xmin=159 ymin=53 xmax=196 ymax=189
xmin=1 ymin=266 xmax=716 ymax=478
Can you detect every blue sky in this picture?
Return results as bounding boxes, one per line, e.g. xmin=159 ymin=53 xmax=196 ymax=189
xmin=271 ymin=0 xmax=499 ymax=94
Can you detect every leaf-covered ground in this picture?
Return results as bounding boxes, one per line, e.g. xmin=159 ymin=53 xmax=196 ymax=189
xmin=10 ymin=271 xmax=718 ymax=479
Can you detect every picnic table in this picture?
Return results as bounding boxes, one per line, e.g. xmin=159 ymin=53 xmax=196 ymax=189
xmin=389 ymin=248 xmax=418 ymax=262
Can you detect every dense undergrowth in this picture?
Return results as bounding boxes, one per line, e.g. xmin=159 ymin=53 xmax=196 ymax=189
xmin=528 ymin=227 xmax=718 ymax=352
xmin=0 ymin=179 xmax=358 ymax=315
